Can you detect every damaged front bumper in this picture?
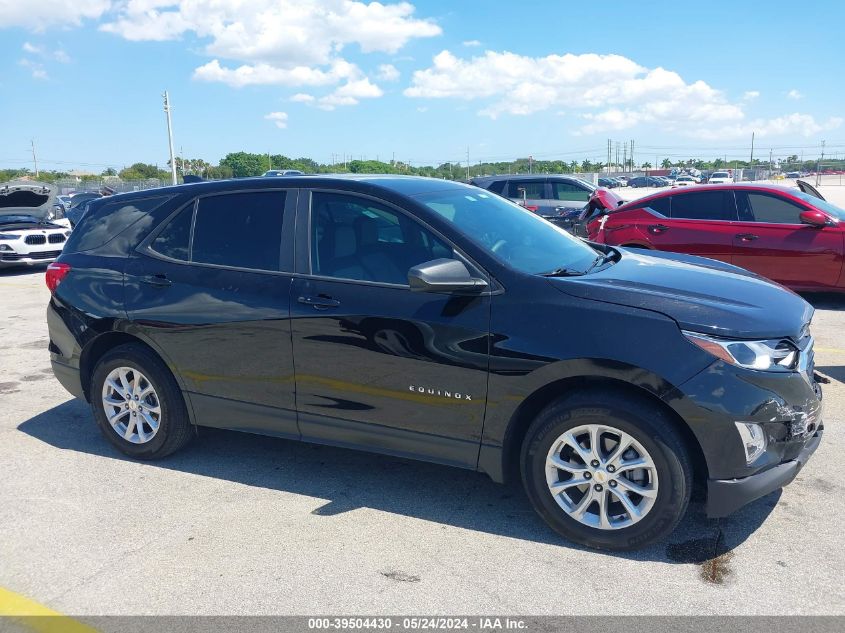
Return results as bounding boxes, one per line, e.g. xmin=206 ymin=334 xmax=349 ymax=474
xmin=707 ymin=427 xmax=822 ymax=517
xmin=669 ymin=356 xmax=824 ymax=518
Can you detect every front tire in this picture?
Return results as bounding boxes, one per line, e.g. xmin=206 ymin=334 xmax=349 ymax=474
xmin=90 ymin=343 xmax=193 ymax=459
xmin=521 ymin=389 xmax=692 ymax=550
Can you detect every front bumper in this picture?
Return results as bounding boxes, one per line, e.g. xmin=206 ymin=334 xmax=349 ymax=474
xmin=669 ymin=355 xmax=824 ymax=518
xmin=0 ymin=247 xmax=63 ymax=266
xmin=707 ymin=428 xmax=822 ymax=517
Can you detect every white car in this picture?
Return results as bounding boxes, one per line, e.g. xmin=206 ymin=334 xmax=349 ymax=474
xmin=0 ymin=182 xmax=72 ymax=269
xmin=708 ymin=171 xmax=733 ymax=184
xmin=673 ymin=175 xmax=699 ymax=186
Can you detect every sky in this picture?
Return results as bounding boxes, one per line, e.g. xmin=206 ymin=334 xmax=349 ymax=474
xmin=1 ymin=0 xmax=843 ymax=172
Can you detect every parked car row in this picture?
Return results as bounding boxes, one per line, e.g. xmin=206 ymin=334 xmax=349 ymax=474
xmin=469 ymin=174 xmax=596 ymax=231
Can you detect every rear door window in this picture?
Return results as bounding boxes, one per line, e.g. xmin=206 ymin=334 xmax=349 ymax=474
xmin=191 ymin=191 xmax=286 ymax=271
xmin=151 ymin=206 xmax=193 ymax=261
xmin=645 ymin=197 xmax=671 ymax=217
xmin=507 ymin=180 xmax=546 ymax=199
xmin=669 ymin=191 xmax=736 ymax=221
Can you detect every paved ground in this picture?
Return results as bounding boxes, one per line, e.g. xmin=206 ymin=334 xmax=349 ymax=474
xmin=1 ymin=189 xmax=844 ymax=616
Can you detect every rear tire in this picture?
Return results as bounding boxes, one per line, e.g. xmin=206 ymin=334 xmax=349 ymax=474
xmin=520 ymin=389 xmax=692 ymax=550
xmin=90 ymin=343 xmax=193 ymax=459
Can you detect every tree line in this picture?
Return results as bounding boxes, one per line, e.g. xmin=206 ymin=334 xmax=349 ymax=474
xmin=2 ymin=152 xmax=841 ymax=185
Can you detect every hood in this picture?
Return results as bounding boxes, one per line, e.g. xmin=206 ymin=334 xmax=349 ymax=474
xmin=588 ymin=187 xmax=625 ymax=212
xmin=0 ymin=181 xmax=57 ymax=220
xmin=797 ymin=179 xmax=825 ymax=201
xmin=551 ymin=248 xmax=813 ymax=340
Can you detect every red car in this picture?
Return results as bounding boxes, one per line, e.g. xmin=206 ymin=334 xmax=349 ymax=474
xmin=584 ymin=182 xmax=845 ymax=292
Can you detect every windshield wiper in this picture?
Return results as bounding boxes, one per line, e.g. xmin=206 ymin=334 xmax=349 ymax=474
xmin=540 ymin=267 xmax=585 ymax=277
xmin=585 ymin=248 xmax=618 ymax=274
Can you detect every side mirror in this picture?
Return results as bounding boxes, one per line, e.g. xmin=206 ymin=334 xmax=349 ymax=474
xmin=799 ymin=209 xmax=830 ymax=228
xmin=408 ymin=259 xmax=488 ymax=294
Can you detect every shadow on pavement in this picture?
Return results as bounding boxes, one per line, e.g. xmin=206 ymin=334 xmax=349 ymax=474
xmin=0 ymin=265 xmax=49 ymax=277
xmin=801 ymin=292 xmax=845 ymax=311
xmin=19 ymin=399 xmax=778 ymax=564
xmin=817 ymin=365 xmax=845 ymax=384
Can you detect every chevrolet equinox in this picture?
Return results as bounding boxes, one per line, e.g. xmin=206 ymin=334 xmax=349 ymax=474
xmin=47 ymin=176 xmax=823 ymax=550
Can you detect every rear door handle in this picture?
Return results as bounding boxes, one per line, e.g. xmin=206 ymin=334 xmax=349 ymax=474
xmin=140 ymin=274 xmax=172 ymax=287
xmin=736 ymin=233 xmax=759 ymax=242
xmin=298 ymin=295 xmax=340 ymax=310
xmin=648 ymin=224 xmax=670 ymax=234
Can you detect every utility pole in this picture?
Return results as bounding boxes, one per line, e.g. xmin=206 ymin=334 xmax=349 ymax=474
xmin=30 ymin=139 xmax=38 ymax=177
xmin=749 ymin=131 xmax=755 ymax=181
xmin=816 ymin=140 xmax=825 ymax=187
xmin=466 ymin=146 xmax=470 ymax=180
xmin=162 ymin=91 xmax=177 ymax=185
xmin=630 ymin=139 xmax=635 ymax=172
xmin=622 ymin=143 xmax=627 ymax=175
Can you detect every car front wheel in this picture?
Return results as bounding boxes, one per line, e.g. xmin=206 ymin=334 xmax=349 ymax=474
xmin=90 ymin=343 xmax=193 ymax=459
xmin=521 ymin=389 xmax=692 ymax=550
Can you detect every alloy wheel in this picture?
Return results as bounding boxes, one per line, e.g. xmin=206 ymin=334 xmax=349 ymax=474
xmin=101 ymin=367 xmax=162 ymax=444
xmin=545 ymin=424 xmax=659 ymax=530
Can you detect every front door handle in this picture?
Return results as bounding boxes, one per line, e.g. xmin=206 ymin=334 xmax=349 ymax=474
xmin=298 ymin=295 xmax=340 ymax=310
xmin=736 ymin=233 xmax=759 ymax=242
xmin=648 ymin=224 xmax=670 ymax=234
xmin=140 ymin=274 xmax=172 ymax=287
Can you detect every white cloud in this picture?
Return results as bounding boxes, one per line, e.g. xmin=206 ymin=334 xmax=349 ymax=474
xmin=787 ymin=89 xmax=803 ymax=100
xmin=54 ymin=50 xmax=71 ymax=63
xmin=290 ymin=93 xmax=315 ymax=103
xmin=376 ymin=63 xmax=400 ymax=82
xmin=692 ymin=113 xmax=842 ymax=140
xmin=101 ymin=0 xmax=439 ymax=95
xmin=22 ymin=42 xmax=42 ymax=54
xmin=18 ymin=58 xmax=48 ymax=80
xmin=0 ymin=0 xmax=110 ymax=30
xmin=264 ymin=111 xmax=288 ymax=129
xmin=462 ymin=39 xmax=481 ymax=47
xmin=406 ymin=49 xmax=834 ymax=140
xmin=193 ymin=58 xmax=360 ymax=88
xmin=317 ymin=77 xmax=383 ymax=110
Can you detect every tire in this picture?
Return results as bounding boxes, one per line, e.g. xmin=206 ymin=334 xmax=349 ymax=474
xmin=520 ymin=389 xmax=692 ymax=550
xmin=90 ymin=343 xmax=193 ymax=459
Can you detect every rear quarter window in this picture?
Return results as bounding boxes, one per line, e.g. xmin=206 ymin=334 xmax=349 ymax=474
xmin=63 ymin=196 xmax=171 ymax=253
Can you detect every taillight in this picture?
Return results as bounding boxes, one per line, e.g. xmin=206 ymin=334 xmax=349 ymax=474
xmin=46 ymin=262 xmax=71 ymax=294
xmin=525 ymin=205 xmax=539 ymax=212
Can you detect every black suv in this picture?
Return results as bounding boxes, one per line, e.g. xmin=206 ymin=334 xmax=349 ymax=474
xmin=47 ymin=175 xmax=823 ymax=550
xmin=470 ymin=174 xmax=595 ymax=230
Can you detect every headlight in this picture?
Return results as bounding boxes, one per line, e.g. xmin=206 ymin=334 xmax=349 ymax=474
xmin=683 ymin=331 xmax=799 ymax=372
xmin=735 ymin=422 xmax=767 ymax=464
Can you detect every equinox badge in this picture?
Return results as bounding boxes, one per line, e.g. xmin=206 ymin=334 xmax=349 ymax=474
xmin=409 ymin=385 xmax=472 ymax=400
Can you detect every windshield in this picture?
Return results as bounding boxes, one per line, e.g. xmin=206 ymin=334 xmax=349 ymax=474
xmin=794 ymin=191 xmax=845 ymax=220
xmin=0 ymin=214 xmax=41 ymax=225
xmin=418 ymin=189 xmax=599 ymax=274
xmin=712 ymin=172 xmax=729 ymax=178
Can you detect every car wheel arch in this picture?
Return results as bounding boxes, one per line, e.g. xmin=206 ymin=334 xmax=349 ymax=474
xmin=79 ymin=330 xmax=191 ymax=415
xmin=492 ymin=375 xmax=708 ymax=492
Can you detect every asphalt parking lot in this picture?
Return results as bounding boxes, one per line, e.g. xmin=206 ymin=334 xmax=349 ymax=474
xmin=1 ymin=197 xmax=844 ymax=617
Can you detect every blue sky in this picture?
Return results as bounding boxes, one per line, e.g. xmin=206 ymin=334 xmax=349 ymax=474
xmin=1 ymin=0 xmax=843 ymax=172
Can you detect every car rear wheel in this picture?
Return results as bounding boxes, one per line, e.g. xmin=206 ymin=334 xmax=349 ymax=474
xmin=521 ymin=389 xmax=692 ymax=550
xmin=90 ymin=343 xmax=193 ymax=459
